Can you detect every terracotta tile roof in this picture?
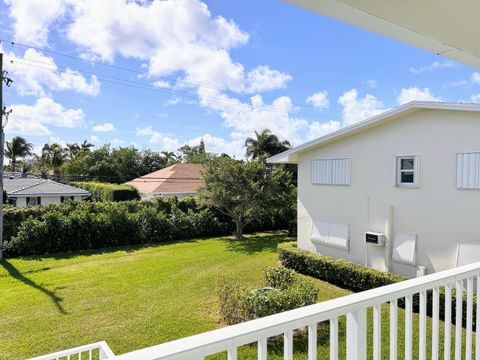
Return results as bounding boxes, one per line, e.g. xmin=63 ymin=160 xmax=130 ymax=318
xmin=126 ymin=163 xmax=205 ymax=194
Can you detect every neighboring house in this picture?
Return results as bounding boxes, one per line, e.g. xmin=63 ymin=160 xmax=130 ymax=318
xmin=126 ymin=163 xmax=205 ymax=200
xmin=4 ymin=178 xmax=90 ymax=207
xmin=269 ymin=101 xmax=480 ymax=278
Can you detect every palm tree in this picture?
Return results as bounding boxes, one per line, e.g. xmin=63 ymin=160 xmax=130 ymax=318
xmin=244 ymin=129 xmax=291 ymax=160
xmin=79 ymin=140 xmax=94 ymax=152
xmin=161 ymin=151 xmax=178 ymax=165
xmin=65 ymin=143 xmax=80 ymax=160
xmin=42 ymin=143 xmax=67 ymax=176
xmin=5 ymin=136 xmax=34 ymax=172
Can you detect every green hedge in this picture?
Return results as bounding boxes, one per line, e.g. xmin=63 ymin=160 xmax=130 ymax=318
xmin=278 ymin=242 xmax=406 ymax=292
xmin=278 ymin=242 xmax=477 ymax=330
xmin=2 ymin=196 xmax=292 ymax=257
xmin=216 ymin=267 xmax=318 ymax=325
xmin=74 ymin=181 xmax=140 ymax=202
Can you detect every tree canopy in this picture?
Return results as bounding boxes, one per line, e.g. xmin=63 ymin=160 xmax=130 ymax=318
xmin=198 ymin=156 xmax=295 ymax=240
xmin=244 ymin=129 xmax=291 ymax=160
xmin=5 ymin=136 xmax=34 ymax=172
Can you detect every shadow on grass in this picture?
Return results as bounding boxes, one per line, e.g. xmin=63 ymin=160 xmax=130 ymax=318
xmin=11 ymin=238 xmax=200 ymax=262
xmin=223 ymin=231 xmax=292 ymax=254
xmin=1 ymin=260 xmax=67 ymax=315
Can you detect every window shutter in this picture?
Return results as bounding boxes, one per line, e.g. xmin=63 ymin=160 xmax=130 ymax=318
xmin=457 ymin=152 xmax=480 ymax=189
xmin=311 ymin=219 xmax=349 ymax=250
xmin=37 ymin=197 xmax=42 ymax=205
xmin=311 ymin=158 xmax=351 ymax=185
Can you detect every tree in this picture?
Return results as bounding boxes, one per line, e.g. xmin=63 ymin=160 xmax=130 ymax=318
xmin=65 ymin=143 xmax=81 ymax=160
xmin=244 ymin=129 xmax=291 ymax=160
xmin=5 ymin=136 xmax=34 ymax=172
xmin=79 ymin=140 xmax=94 ymax=151
xmin=41 ymin=143 xmax=67 ymax=177
xmin=177 ymin=140 xmax=214 ymax=164
xmin=198 ymin=157 xmax=295 ymax=240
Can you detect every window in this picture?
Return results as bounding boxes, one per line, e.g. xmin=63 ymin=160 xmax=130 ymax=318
xmin=457 ymin=152 xmax=480 ymax=189
xmin=26 ymin=197 xmax=41 ymax=206
xmin=395 ymin=155 xmax=418 ymax=187
xmin=311 ymin=158 xmax=351 ymax=185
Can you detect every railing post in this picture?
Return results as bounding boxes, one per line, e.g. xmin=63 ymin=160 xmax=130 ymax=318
xmin=346 ymin=308 xmax=366 ymax=360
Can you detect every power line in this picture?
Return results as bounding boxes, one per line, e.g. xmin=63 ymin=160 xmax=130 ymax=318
xmin=1 ymin=38 xmax=343 ymax=119
xmin=9 ymin=58 xmax=342 ymax=120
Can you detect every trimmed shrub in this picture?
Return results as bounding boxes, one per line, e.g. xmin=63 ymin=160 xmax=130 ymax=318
xmin=278 ymin=242 xmax=478 ymax=330
xmin=75 ymin=181 xmax=140 ymax=202
xmin=2 ymin=196 xmax=292 ymax=257
xmin=216 ymin=267 xmax=318 ymax=325
xmin=278 ymin=242 xmax=406 ymax=292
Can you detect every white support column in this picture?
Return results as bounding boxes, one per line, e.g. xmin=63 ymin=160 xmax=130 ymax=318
xmin=390 ymin=299 xmax=398 ymax=360
xmin=284 ymin=330 xmax=293 ymax=360
xmin=307 ymin=323 xmax=317 ymax=360
xmin=330 ymin=317 xmax=339 ymax=360
xmin=346 ymin=308 xmax=367 ymax=360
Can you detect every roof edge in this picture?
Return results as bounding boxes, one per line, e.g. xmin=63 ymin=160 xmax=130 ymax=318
xmin=267 ymin=101 xmax=480 ymax=164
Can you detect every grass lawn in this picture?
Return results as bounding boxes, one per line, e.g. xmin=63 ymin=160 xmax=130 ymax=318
xmin=0 ymin=231 xmax=471 ymax=359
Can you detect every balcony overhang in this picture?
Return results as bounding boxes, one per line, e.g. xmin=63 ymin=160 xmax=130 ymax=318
xmin=286 ymin=0 xmax=480 ymax=69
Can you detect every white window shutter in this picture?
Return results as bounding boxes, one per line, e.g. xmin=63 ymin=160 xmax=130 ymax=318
xmin=457 ymin=152 xmax=480 ymax=189
xmin=311 ymin=158 xmax=351 ymax=185
xmin=311 ymin=220 xmax=349 ymax=250
xmin=392 ymin=233 xmax=416 ymax=265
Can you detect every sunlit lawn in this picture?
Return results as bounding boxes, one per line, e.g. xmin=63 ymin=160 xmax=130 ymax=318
xmin=0 ymin=231 xmax=471 ymax=359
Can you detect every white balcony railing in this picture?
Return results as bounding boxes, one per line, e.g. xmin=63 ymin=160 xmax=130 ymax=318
xmin=28 ymin=341 xmax=115 ymax=360
xmin=31 ymin=261 xmax=480 ymax=360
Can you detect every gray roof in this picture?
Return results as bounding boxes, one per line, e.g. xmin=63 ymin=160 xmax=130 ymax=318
xmin=4 ymin=178 xmax=90 ymax=197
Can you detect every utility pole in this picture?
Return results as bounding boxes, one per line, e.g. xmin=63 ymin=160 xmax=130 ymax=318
xmin=0 ymin=53 xmax=13 ymax=260
xmin=0 ymin=52 xmax=4 ymax=260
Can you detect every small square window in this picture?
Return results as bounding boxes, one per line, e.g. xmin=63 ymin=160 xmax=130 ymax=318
xmin=395 ymin=155 xmax=418 ymax=187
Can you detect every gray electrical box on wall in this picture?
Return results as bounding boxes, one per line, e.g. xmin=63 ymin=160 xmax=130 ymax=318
xmin=365 ymin=232 xmax=386 ymax=246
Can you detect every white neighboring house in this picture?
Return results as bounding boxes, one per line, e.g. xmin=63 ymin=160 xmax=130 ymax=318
xmin=4 ymin=178 xmax=90 ymax=207
xmin=269 ymin=101 xmax=480 ymax=278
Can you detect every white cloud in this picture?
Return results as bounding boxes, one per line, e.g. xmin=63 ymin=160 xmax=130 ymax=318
xmin=244 ymin=66 xmax=292 ymax=93
xmin=3 ymin=48 xmax=100 ymax=97
xmin=111 ymin=138 xmax=125 ymax=144
xmin=136 ymin=126 xmax=180 ymax=151
xmin=471 ymin=72 xmax=480 ymax=84
xmin=470 ymin=94 xmax=480 ymax=103
xmin=90 ymin=135 xmax=101 ymax=143
xmin=153 ymin=80 xmax=172 ymax=89
xmin=306 ymin=90 xmax=329 ymax=110
xmin=409 ymin=61 xmax=457 ymax=74
xmin=5 ymin=0 xmax=65 ymax=46
xmin=6 ymin=97 xmax=85 ymax=135
xmin=307 ymin=120 xmax=341 ymax=140
xmin=198 ymin=88 xmax=308 ymax=146
xmin=187 ymin=133 xmax=244 ymax=158
xmin=397 ymin=87 xmax=440 ymax=105
xmin=92 ymin=122 xmax=116 ymax=132
xmin=366 ymin=79 xmax=377 ymax=88
xmin=338 ymin=89 xmax=386 ymax=126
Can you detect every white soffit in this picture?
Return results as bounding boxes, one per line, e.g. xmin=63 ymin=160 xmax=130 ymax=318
xmin=286 ymin=0 xmax=480 ymax=69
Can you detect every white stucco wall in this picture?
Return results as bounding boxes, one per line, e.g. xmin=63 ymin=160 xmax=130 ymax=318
xmin=297 ymin=109 xmax=480 ymax=278
xmin=13 ymin=195 xmax=85 ymax=207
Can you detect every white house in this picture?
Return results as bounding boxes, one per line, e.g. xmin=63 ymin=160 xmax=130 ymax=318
xmin=4 ymin=177 xmax=90 ymax=207
xmin=268 ymin=101 xmax=480 ymax=278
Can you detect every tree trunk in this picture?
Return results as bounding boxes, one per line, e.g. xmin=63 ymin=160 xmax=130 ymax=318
xmin=234 ymin=218 xmax=244 ymax=240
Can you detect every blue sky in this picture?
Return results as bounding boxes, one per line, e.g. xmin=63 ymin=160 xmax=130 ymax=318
xmin=1 ymin=0 xmax=479 ymax=157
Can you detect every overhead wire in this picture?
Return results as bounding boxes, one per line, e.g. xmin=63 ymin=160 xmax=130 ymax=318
xmin=1 ymin=38 xmax=343 ymax=120
xmin=9 ymin=58 xmax=342 ymax=120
